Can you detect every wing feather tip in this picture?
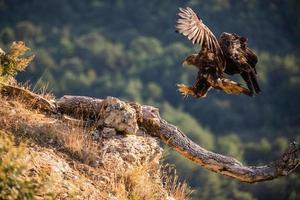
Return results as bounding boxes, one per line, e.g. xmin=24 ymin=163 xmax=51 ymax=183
xmin=176 ymin=6 xmax=221 ymax=52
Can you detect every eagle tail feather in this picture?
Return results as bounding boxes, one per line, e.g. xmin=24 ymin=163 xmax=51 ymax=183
xmin=250 ymin=72 xmax=261 ymax=94
xmin=241 ymin=72 xmax=255 ymax=95
xmin=210 ymin=78 xmax=252 ymax=96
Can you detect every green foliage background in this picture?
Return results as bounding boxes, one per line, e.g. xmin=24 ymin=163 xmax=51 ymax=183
xmin=1 ymin=0 xmax=299 ymax=199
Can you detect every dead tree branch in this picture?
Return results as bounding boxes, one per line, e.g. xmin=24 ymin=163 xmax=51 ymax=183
xmin=1 ymin=85 xmax=299 ymax=183
xmin=143 ymin=106 xmax=300 ymax=183
xmin=0 ymin=82 xmax=56 ymax=113
xmin=55 ymin=95 xmax=300 ymax=183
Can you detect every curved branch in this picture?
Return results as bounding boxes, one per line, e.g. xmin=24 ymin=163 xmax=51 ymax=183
xmin=152 ymin=117 xmax=299 ymax=183
xmin=0 ymin=82 xmax=56 ymax=113
xmin=140 ymin=106 xmax=300 ymax=183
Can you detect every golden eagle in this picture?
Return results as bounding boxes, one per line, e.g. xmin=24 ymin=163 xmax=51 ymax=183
xmin=176 ymin=7 xmax=260 ymax=98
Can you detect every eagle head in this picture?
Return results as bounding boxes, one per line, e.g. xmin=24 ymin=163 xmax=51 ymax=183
xmin=220 ymin=32 xmax=235 ymax=39
xmin=219 ymin=32 xmax=235 ymax=46
xmin=182 ymin=54 xmax=198 ymax=67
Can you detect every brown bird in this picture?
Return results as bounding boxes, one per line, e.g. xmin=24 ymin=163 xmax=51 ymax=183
xmin=176 ymin=7 xmax=260 ymax=98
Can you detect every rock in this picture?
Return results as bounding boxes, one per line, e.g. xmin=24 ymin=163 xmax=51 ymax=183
xmin=108 ymin=193 xmax=118 ymax=200
xmin=0 ymin=47 xmax=5 ymax=56
xmin=22 ymin=146 xmax=102 ymax=199
xmin=102 ymin=127 xmax=117 ymax=138
xmin=140 ymin=105 xmax=160 ymax=135
xmin=100 ymin=135 xmax=162 ymax=170
xmin=0 ymin=95 xmax=181 ymax=199
xmin=91 ymin=129 xmax=101 ymax=140
xmin=124 ymin=153 xmax=137 ymax=163
xmin=167 ymin=197 xmax=175 ymax=200
xmin=101 ymin=97 xmax=139 ymax=135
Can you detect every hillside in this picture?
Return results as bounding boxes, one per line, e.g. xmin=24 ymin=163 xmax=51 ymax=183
xmin=1 ymin=80 xmax=300 ymax=199
xmin=0 ymin=86 xmax=190 ymax=199
xmin=1 ymin=1 xmax=300 ymax=197
xmin=1 ymin=38 xmax=300 ymax=199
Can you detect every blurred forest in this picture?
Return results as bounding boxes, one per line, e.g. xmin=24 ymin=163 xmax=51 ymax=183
xmin=0 ymin=0 xmax=300 ymax=199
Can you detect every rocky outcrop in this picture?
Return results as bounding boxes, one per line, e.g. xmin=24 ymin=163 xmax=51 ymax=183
xmin=0 ymin=94 xmax=180 ymax=199
xmin=2 ymin=82 xmax=299 ymax=199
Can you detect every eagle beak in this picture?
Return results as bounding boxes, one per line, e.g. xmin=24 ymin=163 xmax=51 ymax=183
xmin=182 ymin=60 xmax=188 ymax=67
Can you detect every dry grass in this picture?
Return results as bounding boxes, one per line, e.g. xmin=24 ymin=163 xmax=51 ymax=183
xmin=101 ymin=164 xmax=166 ymax=200
xmin=161 ymin=165 xmax=193 ymax=200
xmin=0 ymin=131 xmax=54 ymax=199
xmin=1 ymin=41 xmax=192 ymax=199
xmin=0 ymin=85 xmax=192 ymax=199
xmin=0 ymin=130 xmax=105 ymax=199
xmin=0 ymin=94 xmax=100 ymax=166
xmin=98 ymin=159 xmax=192 ymax=200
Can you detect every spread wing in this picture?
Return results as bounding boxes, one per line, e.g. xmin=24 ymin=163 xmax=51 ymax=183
xmin=176 ymin=7 xmax=221 ymax=53
xmin=221 ymin=33 xmax=260 ymax=94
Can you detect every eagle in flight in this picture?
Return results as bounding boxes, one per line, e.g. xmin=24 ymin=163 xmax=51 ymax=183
xmin=176 ymin=7 xmax=260 ymax=98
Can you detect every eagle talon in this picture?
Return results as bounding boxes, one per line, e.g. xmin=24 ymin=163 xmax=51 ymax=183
xmin=177 ymin=84 xmax=197 ymax=97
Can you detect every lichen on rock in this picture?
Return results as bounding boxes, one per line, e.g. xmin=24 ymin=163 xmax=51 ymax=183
xmin=100 ymin=97 xmax=139 ymax=135
xmin=99 ymin=134 xmax=162 ymax=170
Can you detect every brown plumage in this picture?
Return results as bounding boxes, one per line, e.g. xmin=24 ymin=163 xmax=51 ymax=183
xmin=220 ymin=33 xmax=260 ymax=94
xmin=176 ymin=7 xmax=260 ymax=98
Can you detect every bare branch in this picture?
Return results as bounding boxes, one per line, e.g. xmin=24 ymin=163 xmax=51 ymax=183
xmin=0 ymin=82 xmax=56 ymax=113
xmin=142 ymin=106 xmax=300 ymax=183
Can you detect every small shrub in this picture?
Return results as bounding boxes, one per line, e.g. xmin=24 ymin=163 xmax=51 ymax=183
xmin=0 ymin=41 xmax=34 ymax=83
xmin=0 ymin=131 xmax=52 ymax=200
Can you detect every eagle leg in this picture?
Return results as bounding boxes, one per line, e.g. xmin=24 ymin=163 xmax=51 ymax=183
xmin=177 ymin=84 xmax=197 ymax=97
xmin=212 ymin=78 xmax=253 ymax=96
xmin=177 ymin=74 xmax=212 ymax=98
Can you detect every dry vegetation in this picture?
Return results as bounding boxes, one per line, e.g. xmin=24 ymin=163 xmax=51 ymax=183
xmin=0 ymin=42 xmax=192 ymax=199
xmin=0 ymin=91 xmax=192 ymax=199
xmin=0 ymin=41 xmax=34 ymax=83
xmin=0 ymin=131 xmax=53 ymax=200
